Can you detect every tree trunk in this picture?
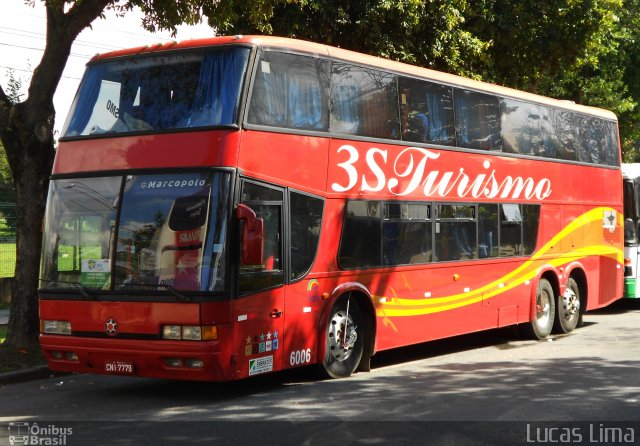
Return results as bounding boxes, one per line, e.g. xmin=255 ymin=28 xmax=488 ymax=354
xmin=4 ymin=102 xmax=55 ymax=350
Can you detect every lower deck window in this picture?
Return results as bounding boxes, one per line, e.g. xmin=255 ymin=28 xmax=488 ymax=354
xmin=338 ymin=200 xmax=540 ymax=269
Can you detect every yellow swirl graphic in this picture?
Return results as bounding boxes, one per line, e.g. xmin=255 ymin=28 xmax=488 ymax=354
xmin=376 ymin=207 xmax=622 ymax=317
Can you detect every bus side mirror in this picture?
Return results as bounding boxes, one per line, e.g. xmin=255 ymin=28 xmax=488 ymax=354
xmin=236 ymin=204 xmax=264 ymax=266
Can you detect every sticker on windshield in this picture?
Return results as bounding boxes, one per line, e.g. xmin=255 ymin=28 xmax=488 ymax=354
xmin=81 ymin=259 xmax=111 ymax=288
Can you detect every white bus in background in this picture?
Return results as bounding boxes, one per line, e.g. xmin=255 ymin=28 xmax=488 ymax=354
xmin=623 ymin=163 xmax=640 ymax=298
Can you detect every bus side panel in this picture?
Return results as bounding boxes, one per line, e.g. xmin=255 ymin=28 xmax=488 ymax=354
xmin=53 ymin=130 xmax=241 ymax=174
xmin=238 ymin=130 xmax=329 ymax=195
xmin=353 ymin=261 xmax=531 ymax=352
xmin=282 ymin=278 xmax=325 ymax=370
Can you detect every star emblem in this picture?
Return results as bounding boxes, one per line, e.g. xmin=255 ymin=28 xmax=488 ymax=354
xmin=105 ymin=318 xmax=118 ymax=336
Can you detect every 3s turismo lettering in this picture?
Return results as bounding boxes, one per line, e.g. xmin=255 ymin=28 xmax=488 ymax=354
xmin=331 ymin=145 xmax=553 ymax=200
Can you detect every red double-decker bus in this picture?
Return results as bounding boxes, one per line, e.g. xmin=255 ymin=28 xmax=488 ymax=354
xmin=39 ymin=36 xmax=623 ymax=381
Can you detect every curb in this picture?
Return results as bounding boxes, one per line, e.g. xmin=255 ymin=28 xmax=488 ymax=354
xmin=0 ymin=366 xmax=57 ymax=385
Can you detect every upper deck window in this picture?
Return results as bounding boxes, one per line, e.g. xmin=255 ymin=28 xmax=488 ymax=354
xmin=330 ymin=63 xmax=400 ymax=139
xmin=62 ymin=47 xmax=250 ymax=138
xmin=454 ymin=89 xmax=502 ymax=151
xmin=399 ymin=77 xmax=455 ymax=146
xmin=248 ymin=51 xmax=330 ymax=131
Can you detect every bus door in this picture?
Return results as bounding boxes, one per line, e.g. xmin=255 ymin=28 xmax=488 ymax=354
xmin=623 ymin=178 xmax=640 ymax=297
xmin=233 ymin=181 xmax=286 ymax=379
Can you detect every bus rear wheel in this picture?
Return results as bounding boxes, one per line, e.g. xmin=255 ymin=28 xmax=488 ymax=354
xmin=524 ymin=278 xmax=555 ymax=340
xmin=554 ymin=277 xmax=581 ymax=333
xmin=322 ymin=297 xmax=364 ymax=379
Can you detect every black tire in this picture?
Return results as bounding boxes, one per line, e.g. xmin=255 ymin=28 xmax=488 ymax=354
xmin=524 ymin=278 xmax=556 ymax=340
xmin=554 ymin=277 xmax=581 ymax=333
xmin=322 ymin=297 xmax=364 ymax=378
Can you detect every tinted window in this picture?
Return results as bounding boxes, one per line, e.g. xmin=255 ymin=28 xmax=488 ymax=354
xmin=500 ymin=98 xmax=543 ymax=155
xmin=63 ymin=48 xmax=250 ymax=137
xmin=541 ymin=108 xmax=576 ymax=161
xmin=41 ymin=177 xmax=120 ymax=288
xmin=575 ymin=115 xmax=602 ymax=164
xmin=454 ymin=89 xmax=502 ymax=151
xmin=382 ymin=202 xmax=432 ymax=265
xmin=330 ymin=63 xmax=399 ymax=139
xmin=399 ymin=77 xmax=455 ymax=145
xmin=499 ymin=204 xmax=522 ymax=256
xmin=604 ymin=121 xmax=620 ymax=166
xmin=290 ymin=192 xmax=324 ymax=280
xmin=115 ymin=173 xmax=229 ymax=291
xmin=339 ymin=201 xmax=382 ymax=268
xmin=248 ymin=52 xmax=330 ymax=131
xmin=435 ymin=204 xmax=477 ymax=261
xmin=522 ymin=205 xmax=540 ymax=255
xmin=239 ymin=182 xmax=284 ymax=293
xmin=478 ymin=204 xmax=499 ymax=258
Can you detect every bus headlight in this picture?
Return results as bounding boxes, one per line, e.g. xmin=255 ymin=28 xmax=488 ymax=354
xmin=162 ymin=325 xmax=181 ymax=340
xmin=162 ymin=325 xmax=217 ymax=341
xmin=42 ymin=320 xmax=72 ymax=335
xmin=181 ymin=326 xmax=202 ymax=340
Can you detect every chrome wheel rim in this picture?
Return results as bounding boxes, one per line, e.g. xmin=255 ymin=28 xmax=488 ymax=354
xmin=328 ymin=310 xmax=357 ymax=362
xmin=536 ymin=288 xmax=552 ymax=328
xmin=561 ymin=287 xmax=580 ymax=322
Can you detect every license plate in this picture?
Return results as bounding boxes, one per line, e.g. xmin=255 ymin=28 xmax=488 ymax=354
xmin=104 ymin=360 xmax=134 ymax=375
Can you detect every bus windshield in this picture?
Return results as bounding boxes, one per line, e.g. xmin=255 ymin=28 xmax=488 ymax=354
xmin=40 ymin=172 xmax=230 ymax=293
xmin=61 ymin=46 xmax=250 ymax=137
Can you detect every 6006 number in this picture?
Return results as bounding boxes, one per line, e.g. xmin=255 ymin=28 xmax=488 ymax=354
xmin=289 ymin=348 xmax=311 ymax=366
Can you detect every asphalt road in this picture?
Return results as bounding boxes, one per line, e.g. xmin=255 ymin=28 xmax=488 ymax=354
xmin=1 ymin=299 xmax=639 ymax=445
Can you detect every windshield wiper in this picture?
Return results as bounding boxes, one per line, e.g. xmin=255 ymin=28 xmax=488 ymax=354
xmin=39 ymin=279 xmax=96 ymax=299
xmin=120 ymin=282 xmax=191 ymax=302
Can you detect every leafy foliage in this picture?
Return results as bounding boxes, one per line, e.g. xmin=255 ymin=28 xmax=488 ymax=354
xmin=210 ymin=0 xmax=489 ymax=77
xmin=465 ymin=0 xmax=639 ymax=159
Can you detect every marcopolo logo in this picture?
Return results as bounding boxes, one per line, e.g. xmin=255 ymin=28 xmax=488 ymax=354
xmin=8 ymin=422 xmax=73 ymax=445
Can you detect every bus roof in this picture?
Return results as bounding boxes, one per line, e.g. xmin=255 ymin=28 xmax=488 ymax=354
xmin=91 ymin=35 xmax=617 ymax=121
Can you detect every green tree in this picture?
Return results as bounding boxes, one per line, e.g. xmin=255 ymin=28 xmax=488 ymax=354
xmin=0 ymin=143 xmax=15 ymax=203
xmin=0 ymin=70 xmax=20 ymax=203
xmin=465 ymin=0 xmax=640 ymax=159
xmin=208 ymin=0 xmax=489 ymax=77
xmin=615 ymin=0 xmax=640 ymax=161
xmin=0 ymin=0 xmax=280 ymax=350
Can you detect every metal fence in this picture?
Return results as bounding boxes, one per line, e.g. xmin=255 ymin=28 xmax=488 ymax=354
xmin=0 ymin=202 xmax=16 ymax=278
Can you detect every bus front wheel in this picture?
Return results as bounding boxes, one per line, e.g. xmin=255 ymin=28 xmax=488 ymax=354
xmin=525 ymin=278 xmax=556 ymax=340
xmin=322 ymin=297 xmax=364 ymax=378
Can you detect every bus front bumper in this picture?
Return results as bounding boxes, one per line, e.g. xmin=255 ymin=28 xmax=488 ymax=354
xmin=40 ymin=335 xmax=233 ymax=382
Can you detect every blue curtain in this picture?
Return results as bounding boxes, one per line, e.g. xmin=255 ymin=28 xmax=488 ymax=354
xmin=426 ymin=91 xmax=446 ymax=142
xmin=454 ymin=95 xmax=471 ymax=146
xmin=64 ymin=64 xmax=107 ymax=136
xmin=333 ymin=85 xmax=360 ymax=134
xmin=289 ymin=76 xmax=323 ymax=129
xmin=262 ymin=69 xmax=287 ymax=125
xmin=183 ymin=48 xmax=249 ymax=127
